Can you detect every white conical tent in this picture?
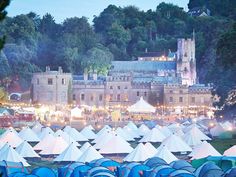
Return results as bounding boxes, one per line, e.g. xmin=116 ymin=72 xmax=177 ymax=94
xmin=40 ymin=135 xmax=69 ymax=155
xmin=71 ymin=107 xmax=82 ymax=117
xmin=123 ymin=126 xmax=140 ymax=139
xmin=80 ymin=127 xmax=97 ymax=140
xmin=55 ymin=130 xmax=80 ymax=147
xmin=54 ymin=142 xmax=82 ymax=162
xmin=32 ymin=122 xmax=43 ymax=134
xmin=155 ymin=145 xmax=178 ymax=164
xmin=182 ymin=132 xmax=202 ymax=147
xmin=93 ymin=132 xmax=113 ymax=150
xmin=186 ymin=125 xmax=211 ymax=141
xmin=19 ymin=127 xmax=40 ymax=142
xmin=96 ymin=125 xmax=112 ymax=136
xmin=92 ymin=129 xmax=111 ymax=144
xmin=33 ymin=133 xmax=55 ymax=151
xmin=127 ymin=122 xmax=138 ymax=130
xmin=221 ymin=121 xmax=234 ymax=131
xmin=127 ymin=97 xmax=156 ymax=113
xmin=139 ymin=128 xmax=166 ymax=143
xmin=78 ymin=145 xmax=103 ymax=163
xmin=0 ymin=130 xmax=23 ymax=147
xmin=99 ymin=134 xmax=133 ymax=154
xmin=224 ymin=145 xmax=236 ymax=156
xmin=190 ymin=141 xmax=221 ymax=160
xmin=16 ymin=141 xmax=40 ymax=158
xmin=64 ymin=127 xmax=88 ymax=142
xmin=116 ymin=127 xmax=135 ymax=141
xmin=1 ymin=127 xmax=18 ymax=138
xmin=159 ymin=126 xmax=173 ymax=137
xmin=144 ymin=142 xmax=158 ymax=156
xmin=38 ymin=127 xmax=54 ymax=140
xmin=0 ymin=144 xmax=30 ymax=166
xmin=161 ymin=134 xmax=192 ymax=153
xmin=80 ymin=142 xmax=92 ymax=153
xmin=210 ymin=124 xmax=225 ymax=137
xmin=138 ymin=124 xmax=150 ymax=136
xmin=87 ymin=125 xmax=95 ymax=131
xmin=124 ymin=143 xmax=152 ymax=162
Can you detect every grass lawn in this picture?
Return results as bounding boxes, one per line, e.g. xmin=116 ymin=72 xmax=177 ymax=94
xmin=210 ymin=138 xmax=236 ymax=154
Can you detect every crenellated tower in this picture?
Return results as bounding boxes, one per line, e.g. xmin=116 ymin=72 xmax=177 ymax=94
xmin=176 ymin=34 xmax=197 ymax=86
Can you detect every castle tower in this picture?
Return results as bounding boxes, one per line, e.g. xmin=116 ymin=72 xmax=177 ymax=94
xmin=176 ymin=34 xmax=196 ymax=86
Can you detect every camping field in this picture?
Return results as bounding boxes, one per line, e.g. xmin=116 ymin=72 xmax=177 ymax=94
xmin=210 ymin=138 xmax=236 ymax=154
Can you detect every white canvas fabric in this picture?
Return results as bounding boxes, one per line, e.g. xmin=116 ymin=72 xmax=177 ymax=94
xmin=210 ymin=124 xmax=225 ymax=137
xmin=38 ymin=127 xmax=54 ymax=140
xmin=78 ymin=145 xmax=103 ymax=163
xmin=64 ymin=127 xmax=88 ymax=142
xmin=124 ymin=143 xmax=152 ymax=162
xmin=0 ymin=144 xmax=30 ymax=166
xmin=71 ymin=107 xmax=82 ymax=117
xmin=161 ymin=134 xmax=192 ymax=152
xmin=139 ymin=128 xmax=166 ymax=143
xmin=93 ymin=132 xmax=113 ymax=150
xmin=127 ymin=122 xmax=138 ymax=130
xmin=99 ymin=134 xmax=133 ymax=154
xmin=80 ymin=142 xmax=92 ymax=153
xmin=19 ymin=127 xmax=40 ymax=142
xmin=0 ymin=130 xmax=23 ymax=147
xmin=185 ymin=125 xmax=211 ymax=141
xmin=32 ymin=122 xmax=43 ymax=134
xmin=33 ymin=133 xmax=55 ymax=151
xmin=159 ymin=126 xmax=173 ymax=137
xmin=16 ymin=141 xmax=40 ymax=158
xmin=39 ymin=135 xmax=68 ymax=155
xmin=54 ymin=142 xmax=82 ymax=162
xmin=155 ymin=145 xmax=178 ymax=164
xmin=127 ymin=97 xmax=155 ymax=113
xmin=80 ymin=127 xmax=97 ymax=140
xmin=144 ymin=142 xmax=158 ymax=156
xmin=224 ymin=145 xmax=236 ymax=156
xmin=123 ymin=126 xmax=140 ymax=139
xmin=96 ymin=125 xmax=111 ymax=136
xmin=190 ymin=141 xmax=221 ymax=160
xmin=116 ymin=127 xmax=135 ymax=141
xmin=55 ymin=130 xmax=80 ymax=147
xmin=138 ymin=124 xmax=150 ymax=136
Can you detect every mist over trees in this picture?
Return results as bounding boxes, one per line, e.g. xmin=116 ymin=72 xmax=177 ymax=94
xmin=0 ymin=1 xmax=235 ymax=113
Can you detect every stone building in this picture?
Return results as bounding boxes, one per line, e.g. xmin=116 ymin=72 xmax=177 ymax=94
xmin=31 ymin=37 xmax=213 ymax=115
xmin=31 ymin=67 xmax=72 ymax=104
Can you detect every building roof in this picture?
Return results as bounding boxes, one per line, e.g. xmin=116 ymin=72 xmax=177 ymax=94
xmin=188 ymin=7 xmax=211 ymax=17
xmin=139 ymin=52 xmax=166 ymax=58
xmin=111 ymin=61 xmax=176 ymax=72
xmin=132 ymin=76 xmax=180 ymax=84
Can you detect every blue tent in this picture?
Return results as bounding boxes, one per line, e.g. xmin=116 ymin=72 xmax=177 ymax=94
xmin=194 ymin=162 xmax=224 ymax=177
xmin=89 ymin=158 xmax=120 ymax=169
xmin=117 ymin=162 xmax=150 ymax=177
xmin=58 ymin=163 xmax=91 ymax=177
xmin=170 ymin=160 xmax=195 ymax=173
xmin=90 ymin=172 xmax=116 ymax=177
xmin=144 ymin=157 xmax=167 ymax=168
xmin=31 ymin=167 xmax=56 ymax=177
xmin=168 ymin=169 xmax=195 ymax=177
xmin=85 ymin=167 xmax=114 ymax=177
xmin=206 ymin=156 xmax=236 ymax=171
xmin=225 ymin=167 xmax=236 ymax=177
xmin=143 ymin=165 xmax=175 ymax=177
xmin=0 ymin=161 xmax=28 ymax=177
xmin=8 ymin=173 xmax=39 ymax=177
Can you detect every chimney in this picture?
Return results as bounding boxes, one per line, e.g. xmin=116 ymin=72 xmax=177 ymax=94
xmin=46 ymin=66 xmax=50 ymax=72
xmin=93 ymin=70 xmax=97 ymax=80
xmin=58 ymin=66 xmax=63 ymax=73
xmin=83 ymin=69 xmax=88 ymax=81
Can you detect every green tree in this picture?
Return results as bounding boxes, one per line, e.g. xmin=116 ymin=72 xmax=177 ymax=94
xmin=0 ymin=0 xmax=10 ymax=50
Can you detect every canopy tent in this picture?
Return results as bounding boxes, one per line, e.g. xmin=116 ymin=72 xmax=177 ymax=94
xmin=123 ymin=143 xmax=153 ymax=162
xmin=160 ymin=134 xmax=192 ymax=153
xmin=190 ymin=141 xmax=221 ymax=160
xmin=71 ymin=107 xmax=82 ymax=118
xmin=99 ymin=134 xmax=133 ymax=154
xmin=80 ymin=142 xmax=92 ymax=153
xmin=0 ymin=144 xmax=30 ymax=166
xmin=54 ymin=142 xmax=82 ymax=162
xmin=127 ymin=97 xmax=156 ymax=113
xmin=63 ymin=127 xmax=88 ymax=142
xmin=224 ymin=145 xmax=236 ymax=156
xmin=155 ymin=145 xmax=178 ymax=164
xmin=55 ymin=130 xmax=80 ymax=147
xmin=16 ymin=141 xmax=40 ymax=158
xmin=80 ymin=127 xmax=97 ymax=140
xmin=39 ymin=135 xmax=68 ymax=155
xmin=139 ymin=127 xmax=166 ymax=143
xmin=144 ymin=142 xmax=158 ymax=156
xmin=18 ymin=127 xmax=40 ymax=142
xmin=138 ymin=124 xmax=150 ymax=136
xmin=78 ymin=146 xmax=103 ymax=163
xmin=0 ymin=130 xmax=23 ymax=148
xmin=33 ymin=132 xmax=55 ymax=151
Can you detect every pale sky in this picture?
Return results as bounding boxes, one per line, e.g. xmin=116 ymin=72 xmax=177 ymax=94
xmin=7 ymin=0 xmax=189 ymax=23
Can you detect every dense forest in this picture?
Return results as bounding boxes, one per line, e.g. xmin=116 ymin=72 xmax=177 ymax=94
xmin=0 ymin=0 xmax=235 ymax=115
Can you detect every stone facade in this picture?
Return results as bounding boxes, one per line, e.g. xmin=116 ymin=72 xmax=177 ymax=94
xmin=31 ymin=67 xmax=72 ymax=104
xmin=31 ymin=37 xmax=213 ymax=115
